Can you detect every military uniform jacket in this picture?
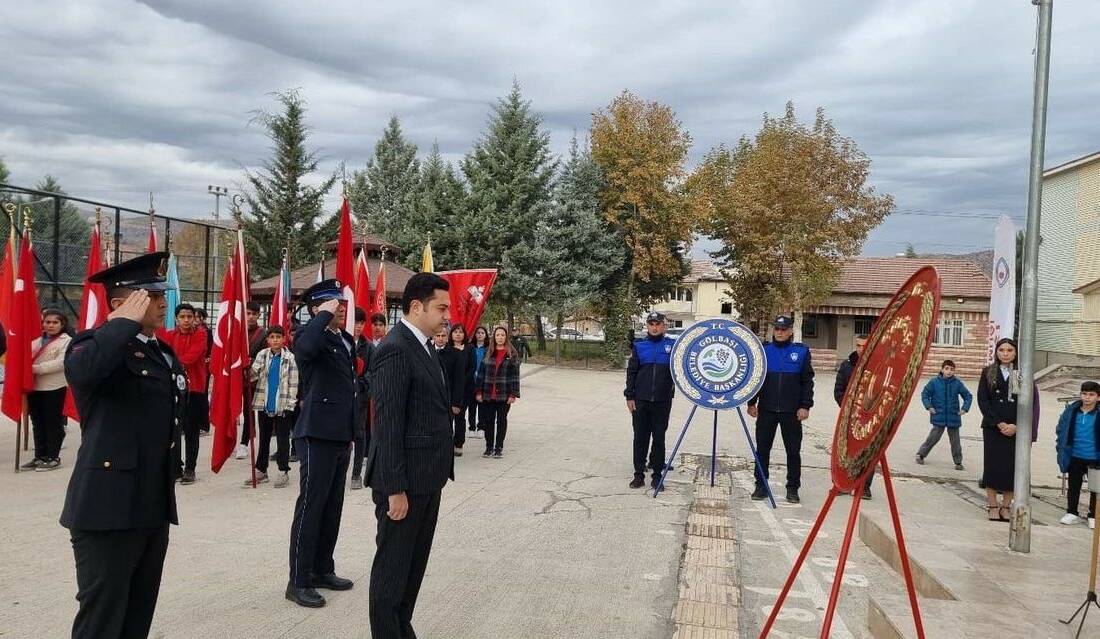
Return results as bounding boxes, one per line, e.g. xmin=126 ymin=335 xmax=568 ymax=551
xmin=292 ymin=310 xmax=356 ymax=442
xmin=60 ymin=318 xmax=186 ymax=531
xmin=366 ymin=322 xmax=454 ymax=497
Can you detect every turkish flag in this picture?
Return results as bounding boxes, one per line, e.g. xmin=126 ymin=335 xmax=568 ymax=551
xmin=0 ymin=226 xmax=15 ymax=329
xmin=354 ymin=251 xmax=373 ymax=339
xmin=2 ymin=229 xmax=41 ymax=422
xmin=336 ymin=197 xmax=356 ymax=333
xmin=146 ymin=221 xmax=158 ymax=253
xmin=271 ymin=254 xmax=291 ymax=342
xmin=373 ymin=261 xmax=387 ymax=323
xmin=63 ymin=222 xmax=109 ymax=421
xmin=209 ymin=230 xmax=251 ymax=472
xmin=438 ymin=269 xmax=497 ymax=334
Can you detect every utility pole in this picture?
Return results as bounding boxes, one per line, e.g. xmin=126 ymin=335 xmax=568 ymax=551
xmin=208 ymin=185 xmax=229 ymax=288
xmin=1010 ymin=0 xmax=1053 ymax=554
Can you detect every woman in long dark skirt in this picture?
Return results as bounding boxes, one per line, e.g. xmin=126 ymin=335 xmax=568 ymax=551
xmin=977 ymin=338 xmax=1020 ymax=522
xmin=440 ymin=324 xmax=468 ymax=456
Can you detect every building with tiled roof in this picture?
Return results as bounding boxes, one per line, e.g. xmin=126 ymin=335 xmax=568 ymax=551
xmin=803 ymin=256 xmax=991 ymax=376
xmin=648 ymin=259 xmax=733 ymax=328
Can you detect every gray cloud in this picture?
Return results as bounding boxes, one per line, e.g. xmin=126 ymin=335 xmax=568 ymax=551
xmin=0 ymin=0 xmax=1096 ymax=255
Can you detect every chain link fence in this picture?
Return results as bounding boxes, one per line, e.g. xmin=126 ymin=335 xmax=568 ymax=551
xmin=1 ymin=183 xmax=234 ymax=320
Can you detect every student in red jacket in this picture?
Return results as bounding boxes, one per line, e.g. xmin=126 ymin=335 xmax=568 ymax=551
xmin=164 ymin=303 xmax=209 ymax=485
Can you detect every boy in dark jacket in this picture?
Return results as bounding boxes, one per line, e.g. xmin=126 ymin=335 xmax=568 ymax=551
xmin=625 ymin=312 xmax=676 ymax=490
xmin=349 ymin=307 xmax=374 ymax=490
xmin=916 ymin=360 xmax=973 ymax=470
xmin=835 ymin=335 xmax=875 ymax=499
xmin=1056 ymin=381 xmax=1100 ymax=528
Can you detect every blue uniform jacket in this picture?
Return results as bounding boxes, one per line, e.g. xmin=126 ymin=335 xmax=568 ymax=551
xmin=625 ymin=335 xmax=676 ymax=402
xmin=749 ymin=339 xmax=814 ymax=413
xmin=292 ymin=310 xmax=356 ymax=442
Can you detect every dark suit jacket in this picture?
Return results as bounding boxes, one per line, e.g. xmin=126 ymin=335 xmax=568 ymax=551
xmin=292 ymin=310 xmax=356 ymax=442
xmin=61 ymin=319 xmax=186 ymax=530
xmin=366 ymin=322 xmax=454 ymax=496
xmin=439 ymin=345 xmax=467 ymax=409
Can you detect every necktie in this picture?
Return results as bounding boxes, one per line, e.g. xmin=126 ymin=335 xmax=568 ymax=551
xmin=147 ymin=339 xmax=169 ymax=366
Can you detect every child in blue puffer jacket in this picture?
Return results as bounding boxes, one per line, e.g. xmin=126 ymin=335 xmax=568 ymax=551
xmin=1055 ymin=381 xmax=1100 ymax=528
xmin=916 ymin=360 xmax=973 ymax=469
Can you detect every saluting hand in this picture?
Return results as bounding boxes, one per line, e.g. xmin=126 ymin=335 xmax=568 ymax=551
xmin=388 ymin=492 xmax=409 ymax=521
xmin=318 ymin=299 xmax=341 ymax=315
xmin=107 ymin=289 xmax=150 ymax=323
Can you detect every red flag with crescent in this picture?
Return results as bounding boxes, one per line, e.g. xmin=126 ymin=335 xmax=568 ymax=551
xmin=63 ymin=220 xmax=109 ymax=421
xmin=209 ymin=230 xmax=251 ymax=472
xmin=1 ymin=227 xmax=40 ymax=422
xmin=438 ymin=269 xmax=497 ymax=334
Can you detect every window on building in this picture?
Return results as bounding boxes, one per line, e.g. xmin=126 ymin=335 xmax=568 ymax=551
xmin=720 ymin=302 xmax=733 ymax=315
xmin=685 ymin=289 xmax=693 ymax=302
xmin=802 ymin=314 xmax=818 ymax=339
xmin=933 ymin=319 xmax=965 ymax=347
xmin=673 ymin=320 xmax=684 ymax=328
xmin=854 ymin=316 xmax=874 ymax=336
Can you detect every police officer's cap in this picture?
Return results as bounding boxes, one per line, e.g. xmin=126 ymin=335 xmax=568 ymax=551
xmin=773 ymin=315 xmax=794 ymax=329
xmin=89 ymin=251 xmax=171 ymax=292
xmin=302 ymin=278 xmax=345 ymax=306
xmin=645 ymin=311 xmax=666 ymax=323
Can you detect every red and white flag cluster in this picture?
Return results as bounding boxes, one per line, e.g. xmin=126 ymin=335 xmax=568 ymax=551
xmin=1 ymin=225 xmax=41 ymax=423
xmin=63 ymin=219 xmax=109 ymax=421
xmin=209 ymin=230 xmax=251 ymax=473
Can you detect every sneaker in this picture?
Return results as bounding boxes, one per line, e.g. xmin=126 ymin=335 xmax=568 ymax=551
xmin=651 ymin=475 xmax=663 ymax=491
xmin=629 ymin=475 xmax=645 ymax=489
xmin=955 ymin=463 xmax=965 ymax=471
xmin=492 ymin=449 xmax=502 ymax=458
xmin=861 ymin=488 xmax=872 ymax=500
xmin=915 ymin=454 xmax=925 ymax=465
xmin=180 ymin=470 xmax=196 ymax=485
xmin=1060 ymin=513 xmax=1081 ymax=525
xmin=20 ymin=458 xmax=42 ymax=470
xmin=274 ymin=471 xmax=290 ymax=488
xmin=235 ymin=445 xmax=248 ymax=460
xmin=482 ymin=449 xmax=493 ymax=458
xmin=786 ymin=488 xmax=800 ymax=504
xmin=35 ymin=459 xmax=61 ymax=472
xmin=751 ymin=486 xmax=768 ymax=501
xmin=454 ymin=447 xmax=463 ymax=457
xmin=350 ymin=476 xmax=362 ymax=490
xmin=243 ymin=472 xmax=268 ymax=486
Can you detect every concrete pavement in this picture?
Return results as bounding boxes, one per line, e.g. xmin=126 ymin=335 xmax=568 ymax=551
xmin=0 ymin=367 xmax=1086 ymax=638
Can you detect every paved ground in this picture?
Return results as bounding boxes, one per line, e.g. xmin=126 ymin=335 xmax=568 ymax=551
xmin=0 ymin=366 xmax=1082 ymax=638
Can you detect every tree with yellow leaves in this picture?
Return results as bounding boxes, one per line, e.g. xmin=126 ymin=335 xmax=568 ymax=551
xmin=590 ymin=90 xmax=694 ymax=364
xmin=688 ymin=102 xmax=893 ymax=337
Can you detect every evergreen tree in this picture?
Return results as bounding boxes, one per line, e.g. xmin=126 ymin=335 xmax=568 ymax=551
xmin=0 ymin=157 xmax=9 ymax=184
xmin=349 ymin=115 xmax=420 ymax=247
xmin=240 ymin=90 xmax=337 ymax=279
xmin=401 ymin=143 xmax=466 ymax=271
xmin=461 ymin=80 xmax=556 ymax=326
xmin=905 ymin=243 xmax=918 ymax=258
xmin=542 ymin=135 xmax=626 ymax=361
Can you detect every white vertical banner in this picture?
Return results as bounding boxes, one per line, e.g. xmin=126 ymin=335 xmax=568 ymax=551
xmin=987 ymin=215 xmax=1017 ymax=364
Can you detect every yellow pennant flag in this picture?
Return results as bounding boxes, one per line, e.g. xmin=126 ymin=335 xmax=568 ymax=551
xmin=421 ymin=240 xmax=434 ymax=272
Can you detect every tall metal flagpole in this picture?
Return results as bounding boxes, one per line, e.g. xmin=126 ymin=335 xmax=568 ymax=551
xmin=1010 ymin=0 xmax=1053 ymax=553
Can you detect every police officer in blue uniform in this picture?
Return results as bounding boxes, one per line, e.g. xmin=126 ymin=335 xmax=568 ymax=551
xmin=60 ymin=252 xmax=187 ymax=639
xmin=747 ymin=315 xmax=815 ymax=503
xmin=625 ymin=312 xmax=677 ymax=490
xmin=286 ymin=279 xmax=357 ymax=608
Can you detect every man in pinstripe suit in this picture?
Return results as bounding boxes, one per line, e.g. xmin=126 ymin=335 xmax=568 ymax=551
xmin=367 ymin=273 xmax=454 ymax=638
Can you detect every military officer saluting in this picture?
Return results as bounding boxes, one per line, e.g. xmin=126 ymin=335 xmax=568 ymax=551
xmin=60 ymin=252 xmax=188 ymax=639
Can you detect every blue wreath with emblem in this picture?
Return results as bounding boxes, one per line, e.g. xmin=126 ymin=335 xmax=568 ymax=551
xmin=669 ymin=319 xmax=767 ymax=410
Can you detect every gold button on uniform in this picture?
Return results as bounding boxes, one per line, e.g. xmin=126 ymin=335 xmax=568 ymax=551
xmin=141 ymin=370 xmax=148 ymax=376
xmin=103 ymin=461 xmax=111 ymax=468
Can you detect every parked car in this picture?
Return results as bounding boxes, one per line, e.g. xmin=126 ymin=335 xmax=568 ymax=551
xmin=549 ymin=327 xmax=604 ymax=342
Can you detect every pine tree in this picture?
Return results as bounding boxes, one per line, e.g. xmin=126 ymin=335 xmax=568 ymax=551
xmin=349 ymin=115 xmax=420 ymax=247
xmin=402 ymin=143 xmax=466 ymax=271
xmin=461 ymin=81 xmax=556 ymax=326
xmin=542 ymin=134 xmax=626 ymax=361
xmin=905 ymin=243 xmax=918 ymax=258
xmin=240 ymin=90 xmax=337 ymax=279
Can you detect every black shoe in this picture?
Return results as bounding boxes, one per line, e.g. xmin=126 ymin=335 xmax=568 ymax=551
xmin=629 ymin=475 xmax=645 ymax=489
xmin=492 ymin=449 xmax=502 ymax=458
xmin=751 ymin=486 xmax=768 ymax=501
xmin=483 ymin=449 xmax=493 ymax=458
xmin=311 ymin=573 xmax=354 ymax=591
xmin=289 ymin=453 xmax=299 ymax=463
xmin=285 ymin=584 xmax=326 ymax=608
xmin=786 ymin=488 xmax=800 ymax=504
xmin=269 ymin=453 xmax=278 ymax=461
xmin=651 ymin=475 xmax=664 ymax=492
xmin=861 ymin=488 xmax=872 ymax=500
xmin=180 ymin=470 xmax=196 ymax=485
xmin=20 ymin=458 xmax=42 ymax=470
xmin=468 ymin=425 xmax=476 ymax=432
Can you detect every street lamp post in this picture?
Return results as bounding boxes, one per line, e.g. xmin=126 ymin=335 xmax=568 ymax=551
xmin=208 ymin=185 xmax=229 ymax=290
xmin=1010 ymin=0 xmax=1053 ymax=554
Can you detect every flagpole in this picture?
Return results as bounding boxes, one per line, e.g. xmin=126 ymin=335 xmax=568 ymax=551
xmin=14 ymin=399 xmax=25 ymax=472
xmin=20 ymin=209 xmax=29 ymax=452
xmin=237 ymin=227 xmax=258 ymax=489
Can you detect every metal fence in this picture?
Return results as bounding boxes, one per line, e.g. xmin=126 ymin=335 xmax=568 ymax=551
xmin=0 ymin=183 xmax=235 ymax=319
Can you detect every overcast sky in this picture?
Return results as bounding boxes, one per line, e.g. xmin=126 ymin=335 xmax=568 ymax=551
xmin=1 ymin=1 xmax=1097 ymax=257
